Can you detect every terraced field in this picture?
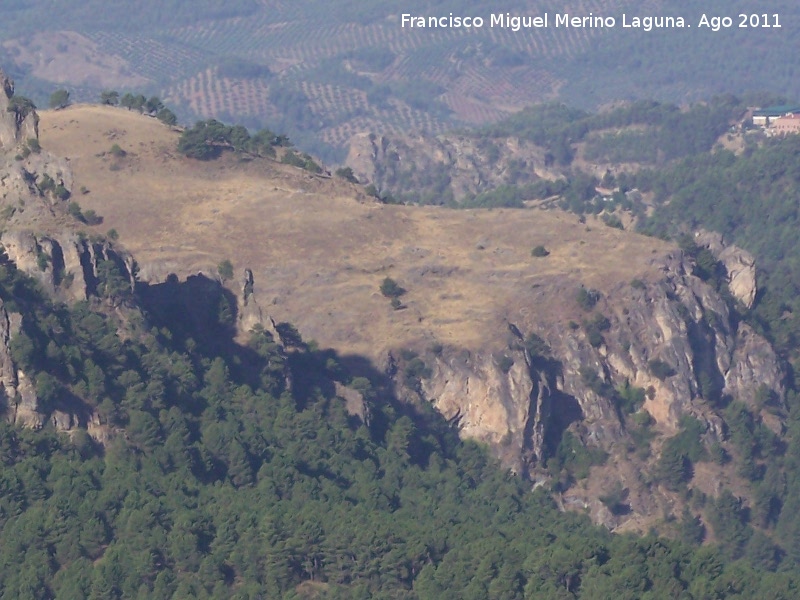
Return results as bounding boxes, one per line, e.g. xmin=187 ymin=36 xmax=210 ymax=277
xmin=2 ymin=0 xmax=799 ymax=160
xmin=163 ymin=68 xmax=280 ymax=122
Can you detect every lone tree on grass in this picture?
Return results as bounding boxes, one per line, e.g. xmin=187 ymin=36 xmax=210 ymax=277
xmin=100 ymin=90 xmax=119 ymax=106
xmin=218 ymin=259 xmax=234 ymax=282
xmin=531 ymin=245 xmax=550 ymax=257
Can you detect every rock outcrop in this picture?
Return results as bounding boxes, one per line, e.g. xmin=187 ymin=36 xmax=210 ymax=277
xmin=406 ymin=247 xmax=783 ymax=526
xmin=0 ymin=230 xmax=137 ymax=435
xmin=695 ymin=230 xmax=758 ymax=309
xmin=346 ymin=132 xmax=559 ymax=203
xmin=0 ymin=69 xmax=39 ymax=150
xmin=0 ymin=230 xmax=136 ymax=304
xmin=0 ymin=304 xmax=41 ymax=428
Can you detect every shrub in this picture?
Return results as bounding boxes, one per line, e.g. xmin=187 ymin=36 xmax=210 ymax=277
xmin=218 ymin=259 xmax=234 ymax=282
xmin=144 ymin=96 xmax=164 ymax=115
xmin=67 ymin=202 xmax=82 ymax=219
xmin=602 ymin=214 xmax=624 ymax=229
xmin=67 ymin=202 xmax=99 ymax=223
xmin=576 ymin=287 xmax=600 ymax=311
xmin=531 ymin=245 xmax=550 ymax=257
xmin=7 ymin=96 xmax=36 ymax=120
xmin=616 ymin=380 xmax=646 ymax=414
xmin=54 ymin=184 xmax=70 ymax=201
xmin=583 ymin=313 xmax=610 ymax=348
xmin=399 ymin=349 xmax=418 ymax=361
xmin=109 ymin=143 xmax=126 ymax=158
xmin=579 ymin=366 xmax=613 ymax=397
xmin=549 ymin=431 xmax=608 ymax=479
xmin=586 ymin=313 xmax=610 ymax=331
xmin=177 ymin=120 xmax=226 ymax=160
xmin=599 ymin=483 xmax=629 ymax=515
xmin=656 ymin=445 xmax=692 ymax=490
xmin=156 ymin=108 xmax=177 ymax=126
xmin=335 ymin=167 xmax=359 ymax=183
xmin=275 ymin=322 xmax=303 ymax=348
xmin=100 ymin=90 xmax=119 ymax=106
xmin=648 ymin=358 xmax=676 ymax=380
xmin=524 ymin=333 xmax=550 ymax=358
xmin=281 ymin=150 xmax=322 ymax=173
xmin=36 ymin=251 xmax=49 ymax=272
xmin=49 ymin=89 xmax=70 ymax=110
xmin=630 ymin=278 xmax=647 ymax=290
xmin=380 ymin=277 xmax=405 ymax=298
xmin=497 ymin=355 xmax=514 ymax=373
xmin=82 ymin=210 xmax=102 ymax=225
xmin=39 ymin=173 xmax=55 ymax=193
xmin=404 ymin=357 xmax=432 ymax=386
xmin=586 ymin=328 xmax=604 ymax=348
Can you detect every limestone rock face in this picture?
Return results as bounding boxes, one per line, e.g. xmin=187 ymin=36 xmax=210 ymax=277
xmin=0 ymin=305 xmax=42 ymax=428
xmin=422 ymin=347 xmax=544 ymax=474
xmin=0 ymin=69 xmax=39 ymax=151
xmin=346 ymin=132 xmax=557 ymax=203
xmin=695 ymin=230 xmax=757 ymax=309
xmin=0 ymin=231 xmax=136 ymax=432
xmin=410 ymin=248 xmax=784 ymax=526
xmin=334 ymin=381 xmax=371 ymax=426
xmin=0 ymin=229 xmax=136 ymax=304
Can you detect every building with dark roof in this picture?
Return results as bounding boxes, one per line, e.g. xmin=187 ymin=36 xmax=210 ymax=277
xmin=753 ymin=105 xmax=800 ymax=126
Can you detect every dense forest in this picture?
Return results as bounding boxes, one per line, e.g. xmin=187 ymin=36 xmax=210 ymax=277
xmin=0 ymin=230 xmax=797 ymax=597
xmin=637 ymin=134 xmax=800 ymax=360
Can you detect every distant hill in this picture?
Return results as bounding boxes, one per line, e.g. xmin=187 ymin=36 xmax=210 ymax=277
xmin=2 ymin=0 xmax=798 ymax=160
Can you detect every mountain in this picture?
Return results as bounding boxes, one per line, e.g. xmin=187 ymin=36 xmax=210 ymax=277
xmin=4 ymin=67 xmax=800 ymax=597
xmin=21 ymin=95 xmax=789 ymax=544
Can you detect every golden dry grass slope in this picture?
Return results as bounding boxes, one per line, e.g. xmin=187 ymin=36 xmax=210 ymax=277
xmin=38 ymin=105 xmax=672 ymax=361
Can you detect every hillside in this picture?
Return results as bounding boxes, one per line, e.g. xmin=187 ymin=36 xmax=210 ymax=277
xmin=0 ymin=114 xmax=751 ymax=598
xmin=32 ymin=104 xmax=793 ymax=547
xmin=38 ymin=105 xmax=670 ymax=357
xmin=2 ymin=1 xmax=799 ymax=159
xmin=0 ymin=69 xmax=793 ymax=596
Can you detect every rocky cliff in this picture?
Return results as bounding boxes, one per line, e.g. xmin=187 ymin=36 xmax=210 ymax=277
xmin=345 ymin=131 xmax=560 ymax=203
xmin=0 ymin=230 xmax=140 ymax=432
xmin=27 ymin=94 xmax=792 ymax=533
xmin=695 ymin=229 xmax=758 ymax=309
xmin=405 ymin=248 xmax=783 ymax=528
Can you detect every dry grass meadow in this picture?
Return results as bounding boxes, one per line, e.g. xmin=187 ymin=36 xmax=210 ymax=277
xmin=39 ymin=105 xmax=672 ymax=359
